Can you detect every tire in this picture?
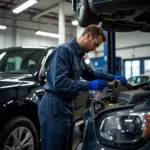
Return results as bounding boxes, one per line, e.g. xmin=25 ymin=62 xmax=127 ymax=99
xmin=76 ymin=0 xmax=99 ymax=27
xmin=0 ymin=116 xmax=39 ymax=150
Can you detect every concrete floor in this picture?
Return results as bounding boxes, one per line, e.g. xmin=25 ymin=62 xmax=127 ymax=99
xmin=72 ymin=127 xmax=82 ymax=150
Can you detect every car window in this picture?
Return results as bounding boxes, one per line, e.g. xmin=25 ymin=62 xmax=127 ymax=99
xmin=0 ymin=48 xmax=44 ymax=74
xmin=128 ymin=76 xmax=149 ymax=84
xmin=5 ymin=56 xmax=22 ymax=72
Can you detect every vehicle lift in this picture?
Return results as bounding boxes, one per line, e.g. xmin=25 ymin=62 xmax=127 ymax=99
xmin=104 ymin=31 xmax=116 ymax=75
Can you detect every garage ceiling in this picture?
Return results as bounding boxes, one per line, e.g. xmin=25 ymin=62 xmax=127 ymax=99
xmin=0 ymin=0 xmax=75 ymax=24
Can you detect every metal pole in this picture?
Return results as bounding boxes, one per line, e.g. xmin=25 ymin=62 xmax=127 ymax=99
xmin=104 ymin=31 xmax=116 ymax=75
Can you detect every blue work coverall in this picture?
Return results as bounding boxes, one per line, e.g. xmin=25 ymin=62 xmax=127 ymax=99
xmin=38 ymin=38 xmax=113 ymax=150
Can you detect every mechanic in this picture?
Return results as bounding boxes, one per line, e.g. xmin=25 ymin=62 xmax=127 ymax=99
xmin=38 ymin=24 xmax=127 ymax=150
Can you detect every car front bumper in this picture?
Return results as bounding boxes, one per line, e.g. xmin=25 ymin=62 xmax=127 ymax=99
xmin=78 ymin=119 xmax=150 ymax=150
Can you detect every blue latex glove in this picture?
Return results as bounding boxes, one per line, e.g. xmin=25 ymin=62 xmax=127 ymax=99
xmin=89 ymin=80 xmax=108 ymax=90
xmin=113 ymin=75 xmax=127 ymax=85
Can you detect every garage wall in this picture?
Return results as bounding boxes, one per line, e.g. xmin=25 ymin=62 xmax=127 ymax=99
xmin=92 ymin=31 xmax=150 ymax=59
xmin=0 ymin=18 xmax=75 ymax=49
xmin=116 ymin=32 xmax=150 ymax=59
xmin=0 ymin=26 xmax=13 ymax=48
xmin=76 ymin=26 xmax=150 ymax=59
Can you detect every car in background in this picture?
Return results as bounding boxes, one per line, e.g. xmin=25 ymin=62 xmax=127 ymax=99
xmin=127 ymin=75 xmax=150 ymax=85
xmin=72 ymin=0 xmax=150 ymax=32
xmin=0 ymin=46 xmax=92 ymax=150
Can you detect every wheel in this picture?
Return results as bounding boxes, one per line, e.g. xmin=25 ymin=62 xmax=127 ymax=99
xmin=0 ymin=116 xmax=39 ymax=150
xmin=76 ymin=0 xmax=99 ymax=27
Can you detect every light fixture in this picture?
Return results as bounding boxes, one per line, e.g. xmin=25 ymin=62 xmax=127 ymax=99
xmin=35 ymin=31 xmax=60 ymax=38
xmin=0 ymin=25 xmax=7 ymax=30
xmin=72 ymin=20 xmax=78 ymax=26
xmin=13 ymin=0 xmax=37 ymax=14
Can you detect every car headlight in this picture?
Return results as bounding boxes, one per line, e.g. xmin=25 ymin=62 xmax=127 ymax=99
xmin=97 ymin=110 xmax=150 ymax=149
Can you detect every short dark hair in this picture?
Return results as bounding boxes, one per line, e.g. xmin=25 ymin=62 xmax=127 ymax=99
xmin=81 ymin=25 xmax=106 ymax=42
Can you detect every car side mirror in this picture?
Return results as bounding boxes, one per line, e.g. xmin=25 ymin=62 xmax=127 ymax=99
xmin=40 ymin=74 xmax=46 ymax=80
xmin=40 ymin=73 xmax=46 ymax=81
xmin=40 ymin=69 xmax=47 ymax=81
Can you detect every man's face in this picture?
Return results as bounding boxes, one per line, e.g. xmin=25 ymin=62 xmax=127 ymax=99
xmin=83 ymin=32 xmax=104 ymax=53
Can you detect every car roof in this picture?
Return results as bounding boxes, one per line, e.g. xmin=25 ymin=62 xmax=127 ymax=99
xmin=0 ymin=46 xmax=56 ymax=51
xmin=129 ymin=75 xmax=150 ymax=78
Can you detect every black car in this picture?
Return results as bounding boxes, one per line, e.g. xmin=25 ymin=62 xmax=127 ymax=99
xmin=0 ymin=46 xmax=91 ymax=150
xmin=76 ymin=80 xmax=150 ymax=150
xmin=73 ymin=0 xmax=150 ymax=32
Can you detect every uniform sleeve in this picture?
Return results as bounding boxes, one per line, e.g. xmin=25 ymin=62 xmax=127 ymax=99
xmin=81 ymin=60 xmax=113 ymax=81
xmin=51 ymin=46 xmax=89 ymax=92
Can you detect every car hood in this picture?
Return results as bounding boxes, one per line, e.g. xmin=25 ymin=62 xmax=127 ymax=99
xmin=0 ymin=74 xmax=34 ymax=89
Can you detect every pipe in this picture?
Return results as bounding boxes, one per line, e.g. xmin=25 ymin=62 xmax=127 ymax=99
xmin=116 ymin=43 xmax=150 ymax=50
xmin=5 ymin=24 xmax=72 ymax=37
xmin=95 ymin=43 xmax=150 ymax=54
xmin=0 ymin=15 xmax=48 ymax=25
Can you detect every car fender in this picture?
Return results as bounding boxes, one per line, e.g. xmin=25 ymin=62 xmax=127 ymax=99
xmin=0 ymin=100 xmax=40 ymax=134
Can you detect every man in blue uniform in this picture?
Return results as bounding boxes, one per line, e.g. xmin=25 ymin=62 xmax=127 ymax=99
xmin=38 ymin=25 xmax=127 ymax=150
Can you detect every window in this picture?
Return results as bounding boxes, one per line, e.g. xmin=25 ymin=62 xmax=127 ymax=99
xmin=0 ymin=48 xmax=44 ymax=74
xmin=5 ymin=56 xmax=22 ymax=72
xmin=144 ymin=60 xmax=150 ymax=75
xmin=124 ymin=60 xmax=140 ymax=79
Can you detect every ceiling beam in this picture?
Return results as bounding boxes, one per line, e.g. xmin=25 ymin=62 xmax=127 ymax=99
xmin=32 ymin=0 xmax=72 ymax=20
xmin=0 ymin=0 xmax=73 ymax=23
xmin=3 ymin=0 xmax=16 ymax=8
xmin=0 ymin=0 xmax=19 ymax=17
xmin=0 ymin=0 xmax=16 ymax=6
xmin=32 ymin=0 xmax=60 ymax=20
xmin=0 ymin=6 xmax=71 ymax=23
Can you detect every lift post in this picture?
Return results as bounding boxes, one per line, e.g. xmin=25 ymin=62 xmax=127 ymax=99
xmin=104 ymin=31 xmax=116 ymax=75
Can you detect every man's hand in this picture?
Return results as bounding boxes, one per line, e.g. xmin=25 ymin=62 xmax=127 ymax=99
xmin=89 ymin=80 xmax=108 ymax=90
xmin=113 ymin=75 xmax=127 ymax=85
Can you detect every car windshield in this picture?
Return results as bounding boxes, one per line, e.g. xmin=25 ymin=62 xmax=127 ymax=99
xmin=0 ymin=48 xmax=44 ymax=74
xmin=128 ymin=76 xmax=149 ymax=84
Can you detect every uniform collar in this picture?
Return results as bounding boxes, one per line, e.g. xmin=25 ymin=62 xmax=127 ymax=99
xmin=69 ymin=38 xmax=85 ymax=57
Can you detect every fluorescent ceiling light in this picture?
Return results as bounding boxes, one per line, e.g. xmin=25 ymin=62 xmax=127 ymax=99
xmin=72 ymin=20 xmax=78 ymax=26
xmin=0 ymin=25 xmax=7 ymax=30
xmin=13 ymin=0 xmax=37 ymax=14
xmin=35 ymin=31 xmax=60 ymax=38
